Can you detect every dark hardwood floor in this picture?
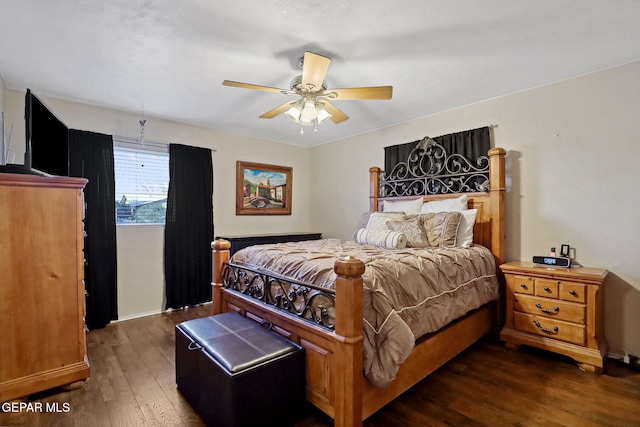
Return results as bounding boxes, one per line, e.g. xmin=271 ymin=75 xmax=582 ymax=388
xmin=2 ymin=304 xmax=639 ymax=426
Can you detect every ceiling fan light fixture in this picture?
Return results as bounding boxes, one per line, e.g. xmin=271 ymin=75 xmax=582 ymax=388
xmin=285 ymin=99 xmax=332 ymax=128
xmin=300 ymin=99 xmax=318 ymax=121
xmin=284 ymin=101 xmax=303 ymax=122
xmin=315 ymin=103 xmax=332 ymax=124
xmin=298 ymin=115 xmax=315 ymax=127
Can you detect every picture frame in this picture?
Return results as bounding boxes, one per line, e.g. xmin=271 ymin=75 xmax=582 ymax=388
xmin=236 ymin=161 xmax=292 ymax=215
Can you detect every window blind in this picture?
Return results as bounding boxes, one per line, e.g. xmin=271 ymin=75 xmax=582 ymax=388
xmin=113 ymin=137 xmax=169 ymax=224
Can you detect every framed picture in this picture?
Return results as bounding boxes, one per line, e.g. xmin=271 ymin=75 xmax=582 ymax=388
xmin=236 ymin=161 xmax=292 ymax=215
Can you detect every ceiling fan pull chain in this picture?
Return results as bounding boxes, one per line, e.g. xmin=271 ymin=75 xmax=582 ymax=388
xmin=314 ymin=119 xmax=318 ymax=134
xmin=299 ymin=125 xmax=304 ymax=135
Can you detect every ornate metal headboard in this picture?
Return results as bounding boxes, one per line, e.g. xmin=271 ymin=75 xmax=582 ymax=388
xmin=370 ymin=143 xmax=506 ymax=266
xmin=379 ymin=138 xmax=490 ymax=197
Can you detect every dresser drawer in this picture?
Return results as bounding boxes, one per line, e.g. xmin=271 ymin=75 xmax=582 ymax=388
xmin=514 ymin=312 xmax=585 ymax=346
xmin=513 ymin=294 xmax=585 ymax=324
xmin=513 ymin=275 xmax=534 ymax=295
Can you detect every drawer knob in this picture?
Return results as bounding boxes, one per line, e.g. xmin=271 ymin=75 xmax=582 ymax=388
xmin=569 ymin=290 xmax=577 ymax=296
xmin=520 ymin=283 xmax=528 ymax=289
xmin=533 ymin=321 xmax=559 ymax=334
xmin=535 ymin=303 xmax=559 ymax=314
xmin=544 ymin=286 xmax=551 ymax=292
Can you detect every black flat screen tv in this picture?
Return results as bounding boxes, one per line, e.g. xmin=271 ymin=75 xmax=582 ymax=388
xmin=25 ymin=89 xmax=70 ymax=176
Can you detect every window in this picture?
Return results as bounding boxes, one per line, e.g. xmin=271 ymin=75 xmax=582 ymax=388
xmin=113 ymin=137 xmax=169 ymax=224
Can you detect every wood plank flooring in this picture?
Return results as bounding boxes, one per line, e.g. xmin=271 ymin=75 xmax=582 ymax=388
xmin=2 ymin=303 xmax=639 ymax=426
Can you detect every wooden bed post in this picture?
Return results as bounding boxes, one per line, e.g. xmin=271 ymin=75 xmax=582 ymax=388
xmin=369 ymin=167 xmax=381 ymax=212
xmin=333 ymin=256 xmax=365 ymax=427
xmin=488 ymin=148 xmax=506 ymax=267
xmin=488 ymin=148 xmax=507 ymax=329
xmin=211 ymin=239 xmax=231 ymax=315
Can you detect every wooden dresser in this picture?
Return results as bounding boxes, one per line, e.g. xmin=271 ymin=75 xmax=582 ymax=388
xmin=0 ymin=173 xmax=90 ymax=401
xmin=499 ymin=261 xmax=608 ymax=373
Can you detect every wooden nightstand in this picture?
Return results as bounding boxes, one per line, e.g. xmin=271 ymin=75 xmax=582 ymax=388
xmin=499 ymin=261 xmax=608 ymax=373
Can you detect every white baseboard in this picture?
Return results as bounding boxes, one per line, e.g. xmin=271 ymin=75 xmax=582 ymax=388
xmin=608 ymin=351 xmax=625 ymax=361
xmin=115 ymin=309 xmax=164 ymax=322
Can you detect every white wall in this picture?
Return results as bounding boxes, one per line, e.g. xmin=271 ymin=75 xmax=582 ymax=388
xmin=0 ymin=77 xmax=4 ymax=120
xmin=309 ymin=61 xmax=640 ymax=359
xmin=3 ymin=90 xmax=311 ymax=320
xmin=0 ymin=75 xmax=5 ymax=163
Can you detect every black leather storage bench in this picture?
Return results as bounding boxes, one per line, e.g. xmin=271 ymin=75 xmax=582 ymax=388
xmin=175 ymin=312 xmax=305 ymax=427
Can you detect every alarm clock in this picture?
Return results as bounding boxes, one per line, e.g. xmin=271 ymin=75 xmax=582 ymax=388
xmin=532 ymin=255 xmax=571 ymax=268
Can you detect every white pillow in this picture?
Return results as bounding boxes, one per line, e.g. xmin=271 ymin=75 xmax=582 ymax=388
xmin=356 ymin=228 xmax=408 ymax=249
xmin=455 ymin=209 xmax=478 ymax=248
xmin=421 ymin=194 xmax=468 ymax=214
xmin=382 ymin=197 xmax=424 ymax=213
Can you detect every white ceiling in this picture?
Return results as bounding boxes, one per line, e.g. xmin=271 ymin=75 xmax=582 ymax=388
xmin=1 ymin=1 xmax=640 ymax=147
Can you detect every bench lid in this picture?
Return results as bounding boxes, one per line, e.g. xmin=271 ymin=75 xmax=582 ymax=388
xmin=177 ymin=312 xmax=299 ymax=373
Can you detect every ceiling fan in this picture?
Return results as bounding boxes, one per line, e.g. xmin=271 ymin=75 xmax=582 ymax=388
xmin=222 ymin=51 xmax=393 ymax=133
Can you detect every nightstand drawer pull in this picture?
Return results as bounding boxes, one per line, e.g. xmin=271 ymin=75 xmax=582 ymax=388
xmin=569 ymin=290 xmax=577 ymax=296
xmin=520 ymin=283 xmax=528 ymax=289
xmin=533 ymin=321 xmax=559 ymax=334
xmin=535 ymin=303 xmax=559 ymax=314
xmin=543 ymin=286 xmax=551 ymax=292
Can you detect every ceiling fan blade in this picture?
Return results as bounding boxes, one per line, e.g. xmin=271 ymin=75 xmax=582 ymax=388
xmin=301 ymin=52 xmax=331 ymax=90
xmin=321 ymin=101 xmax=349 ymax=124
xmin=329 ymin=86 xmax=393 ymax=100
xmin=259 ymin=101 xmax=295 ymax=119
xmin=223 ymin=80 xmax=285 ymax=94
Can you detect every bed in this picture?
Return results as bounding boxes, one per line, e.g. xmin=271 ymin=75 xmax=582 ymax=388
xmin=211 ymin=141 xmax=506 ymax=427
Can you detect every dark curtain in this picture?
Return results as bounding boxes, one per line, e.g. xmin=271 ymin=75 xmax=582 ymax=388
xmin=384 ymin=126 xmax=491 ymax=174
xmin=68 ymin=130 xmax=118 ymax=329
xmin=164 ymin=144 xmax=213 ymax=309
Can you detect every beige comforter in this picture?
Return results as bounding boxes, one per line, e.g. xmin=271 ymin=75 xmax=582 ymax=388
xmin=230 ymin=238 xmax=498 ymax=388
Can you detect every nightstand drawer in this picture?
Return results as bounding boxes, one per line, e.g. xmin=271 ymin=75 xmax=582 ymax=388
xmin=535 ymin=278 xmax=559 ymax=298
xmin=513 ymin=295 xmax=585 ymax=324
xmin=513 ymin=275 xmax=534 ymax=295
xmin=514 ymin=312 xmax=585 ymax=346
xmin=559 ymin=282 xmax=587 ymax=303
